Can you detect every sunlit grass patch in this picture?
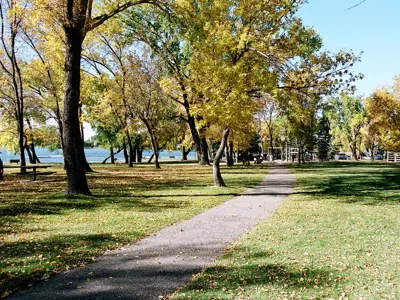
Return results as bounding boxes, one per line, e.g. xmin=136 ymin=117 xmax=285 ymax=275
xmin=172 ymin=162 xmax=400 ymax=299
xmin=0 ymin=163 xmax=267 ymax=297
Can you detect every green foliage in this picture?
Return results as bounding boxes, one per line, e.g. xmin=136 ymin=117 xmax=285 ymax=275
xmin=328 ymin=94 xmax=366 ymax=157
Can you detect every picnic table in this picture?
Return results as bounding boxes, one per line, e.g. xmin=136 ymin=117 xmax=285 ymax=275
xmin=17 ymin=164 xmax=54 ymax=181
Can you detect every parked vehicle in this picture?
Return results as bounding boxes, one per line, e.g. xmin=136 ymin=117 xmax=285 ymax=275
xmin=338 ymin=153 xmax=347 ymax=160
xmin=374 ymin=154 xmax=383 ymax=160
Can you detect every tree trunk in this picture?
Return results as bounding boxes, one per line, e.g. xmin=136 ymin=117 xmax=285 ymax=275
xmin=150 ymin=136 xmax=160 ymax=169
xmin=110 ymin=147 xmax=115 ymax=164
xmin=213 ymin=128 xmax=230 ymax=187
xmin=123 ymin=144 xmax=129 ymax=164
xmin=301 ymin=147 xmax=306 ymax=164
xmin=225 ymin=144 xmax=229 ymax=167
xmin=286 ymin=141 xmax=289 ymax=162
xmin=137 ymin=147 xmax=143 ymax=163
xmin=83 ymin=156 xmax=94 ymax=172
xmin=57 ymin=101 xmax=65 ymax=150
xmin=133 ymin=142 xmax=138 ymax=163
xmin=62 ymin=27 xmax=91 ymax=196
xmin=132 ymin=145 xmax=137 ymax=163
xmin=226 ymin=141 xmax=234 ymax=166
xmin=26 ymin=144 xmax=34 ymax=164
xmin=154 ymin=151 xmax=160 ymax=169
xmin=269 ymin=132 xmax=274 ymax=162
xmin=147 ymin=154 xmax=154 ymax=163
xmin=126 ymin=132 xmax=134 ymax=167
xmin=18 ymin=114 xmax=26 ymax=172
xmin=143 ymin=118 xmax=161 ymax=169
xmin=30 ymin=143 xmax=40 ymax=163
xmin=298 ymin=145 xmax=301 ymax=164
xmin=183 ymin=95 xmax=202 ymax=159
xmin=78 ymin=105 xmax=94 ymax=173
xmin=103 ymin=146 xmax=124 ymax=164
xmin=181 ymin=146 xmax=188 ymax=160
xmin=0 ymin=158 xmax=3 ymax=181
xmin=229 ymin=141 xmax=234 ymax=166
xmin=199 ymin=136 xmax=210 ymax=165
xmin=236 ymin=142 xmax=240 ymax=163
xmin=350 ymin=140 xmax=357 ymax=160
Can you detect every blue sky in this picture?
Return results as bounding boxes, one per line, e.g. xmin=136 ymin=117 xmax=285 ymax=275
xmin=298 ymin=0 xmax=400 ymax=96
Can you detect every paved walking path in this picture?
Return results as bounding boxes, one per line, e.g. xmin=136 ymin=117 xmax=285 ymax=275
xmin=9 ymin=165 xmax=295 ymax=300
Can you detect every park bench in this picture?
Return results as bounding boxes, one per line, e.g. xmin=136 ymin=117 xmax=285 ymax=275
xmin=16 ymin=165 xmax=54 ymax=181
xmin=9 ymin=159 xmax=20 ymax=164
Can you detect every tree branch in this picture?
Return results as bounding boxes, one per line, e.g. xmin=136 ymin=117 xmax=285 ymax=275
xmin=88 ymin=0 xmax=163 ymax=31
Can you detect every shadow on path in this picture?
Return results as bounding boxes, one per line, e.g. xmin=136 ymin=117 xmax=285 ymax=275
xmin=7 ymin=166 xmax=295 ymax=300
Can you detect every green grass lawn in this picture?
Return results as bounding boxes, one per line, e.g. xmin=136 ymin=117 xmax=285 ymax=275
xmin=172 ymin=162 xmax=400 ymax=300
xmin=0 ymin=163 xmax=267 ymax=297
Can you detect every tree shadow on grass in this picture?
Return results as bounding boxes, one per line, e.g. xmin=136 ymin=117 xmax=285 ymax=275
xmin=0 ymin=232 xmax=144 ymax=295
xmin=184 ymin=261 xmax=340 ymax=296
xmin=292 ymin=163 xmax=400 ymax=205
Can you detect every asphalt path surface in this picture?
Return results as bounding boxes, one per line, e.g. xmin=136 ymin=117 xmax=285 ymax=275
xmin=8 ymin=165 xmax=295 ymax=300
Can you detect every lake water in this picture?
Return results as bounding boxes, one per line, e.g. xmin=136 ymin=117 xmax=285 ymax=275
xmin=0 ymin=148 xmax=197 ymax=164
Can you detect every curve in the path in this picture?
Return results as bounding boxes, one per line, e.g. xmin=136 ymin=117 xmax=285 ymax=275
xmin=8 ymin=165 xmax=295 ymax=300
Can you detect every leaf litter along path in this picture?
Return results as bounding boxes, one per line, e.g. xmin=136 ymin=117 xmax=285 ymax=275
xmin=8 ymin=165 xmax=295 ymax=300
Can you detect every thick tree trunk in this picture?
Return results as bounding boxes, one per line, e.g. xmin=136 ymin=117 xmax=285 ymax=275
xmin=213 ymin=128 xmax=230 ymax=187
xmin=62 ymin=27 xmax=91 ymax=196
